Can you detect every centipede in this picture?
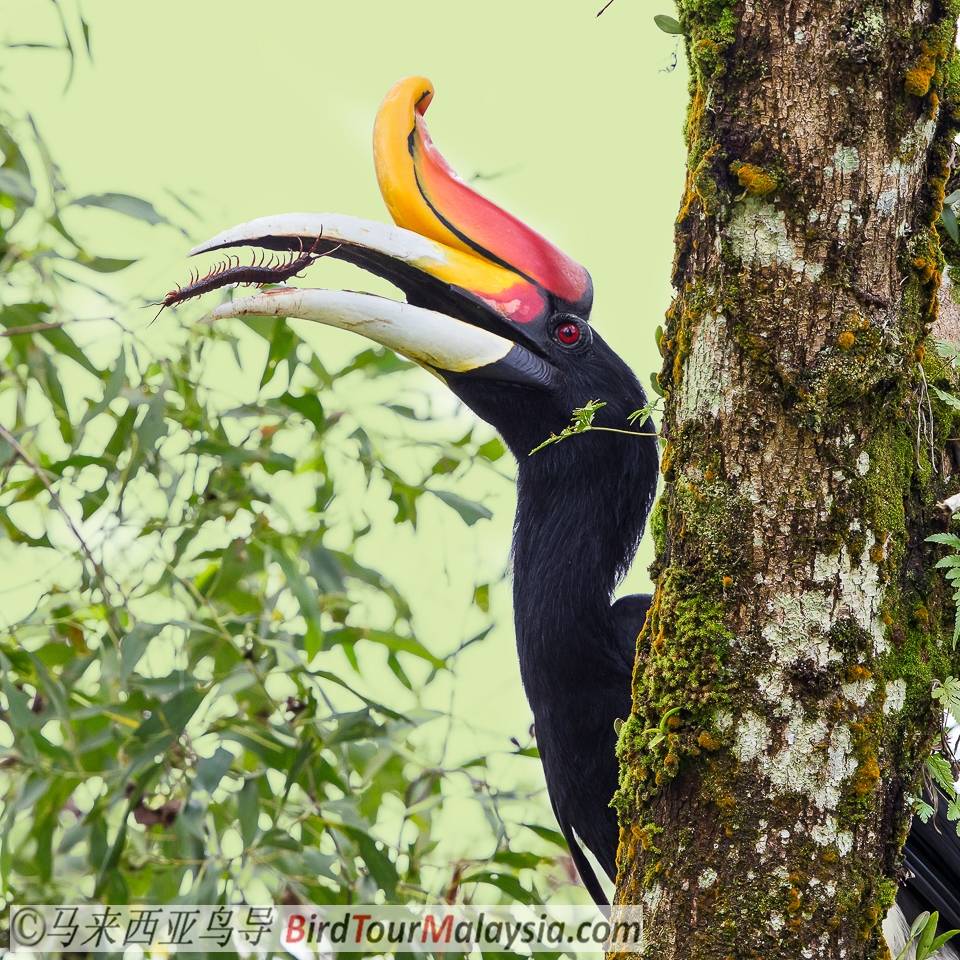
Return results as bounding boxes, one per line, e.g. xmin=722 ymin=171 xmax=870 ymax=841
xmin=153 ymin=237 xmax=337 ymax=320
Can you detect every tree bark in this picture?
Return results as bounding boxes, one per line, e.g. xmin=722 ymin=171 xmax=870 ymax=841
xmin=615 ymin=2 xmax=960 ymax=957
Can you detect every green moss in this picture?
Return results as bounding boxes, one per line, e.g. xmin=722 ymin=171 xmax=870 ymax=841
xmin=692 ymin=147 xmax=721 ymax=216
xmin=616 ymin=564 xmax=735 ymax=814
xmin=649 ymin=496 xmax=666 ymax=564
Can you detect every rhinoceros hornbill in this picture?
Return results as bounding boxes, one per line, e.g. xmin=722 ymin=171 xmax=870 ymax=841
xmin=173 ymin=76 xmax=960 ymax=952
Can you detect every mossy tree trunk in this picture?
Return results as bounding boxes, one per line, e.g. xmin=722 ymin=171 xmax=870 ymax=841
xmin=614 ymin=1 xmax=960 ymax=957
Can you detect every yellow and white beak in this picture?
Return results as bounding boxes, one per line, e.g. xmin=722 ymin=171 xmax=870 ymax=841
xmin=206 ymin=286 xmax=550 ymax=386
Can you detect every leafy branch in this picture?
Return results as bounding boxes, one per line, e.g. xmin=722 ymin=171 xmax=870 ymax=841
xmin=893 ymin=910 xmax=960 ymax=960
xmin=0 ymin=16 xmax=568 ymax=911
xmin=529 ymin=399 xmax=660 ymax=456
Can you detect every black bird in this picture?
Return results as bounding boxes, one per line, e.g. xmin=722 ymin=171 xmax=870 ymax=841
xmin=186 ymin=76 xmax=960 ymax=952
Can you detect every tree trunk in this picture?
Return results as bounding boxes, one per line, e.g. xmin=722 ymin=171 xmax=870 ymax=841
xmin=614 ymin=1 xmax=960 ymax=957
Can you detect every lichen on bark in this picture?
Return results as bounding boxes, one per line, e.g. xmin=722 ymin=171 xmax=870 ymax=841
xmin=614 ymin=1 xmax=960 ymax=957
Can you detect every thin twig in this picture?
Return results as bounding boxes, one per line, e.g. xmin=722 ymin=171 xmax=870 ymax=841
xmin=921 ymin=364 xmax=937 ymax=471
xmin=0 ymin=421 xmax=123 ymax=644
xmin=0 ymin=321 xmax=64 ymax=336
xmin=0 ymin=314 xmax=127 ymax=337
xmin=590 ymin=426 xmax=658 ymax=438
xmin=917 ymin=365 xmax=937 ymax=472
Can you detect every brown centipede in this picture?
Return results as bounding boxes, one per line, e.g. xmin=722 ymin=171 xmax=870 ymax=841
xmin=153 ymin=236 xmax=337 ymax=320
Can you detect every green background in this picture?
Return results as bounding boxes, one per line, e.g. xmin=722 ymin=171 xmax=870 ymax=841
xmin=0 ymin=0 xmax=687 ymax=883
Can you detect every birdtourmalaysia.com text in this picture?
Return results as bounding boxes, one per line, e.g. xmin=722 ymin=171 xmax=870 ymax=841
xmin=9 ymin=903 xmax=644 ymax=953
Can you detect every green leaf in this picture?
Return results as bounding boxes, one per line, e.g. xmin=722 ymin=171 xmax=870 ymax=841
xmin=73 ymin=251 xmax=137 ymax=272
xmin=0 ymin=169 xmax=36 ymax=204
xmin=39 ymin=326 xmax=102 ymax=375
xmin=930 ymin=930 xmax=960 ymax=956
xmin=311 ymin=670 xmax=408 ymax=721
xmin=917 ymin=910 xmax=940 ymax=959
xmin=927 ymin=533 xmax=960 ymax=548
xmin=325 ymin=709 xmax=386 ymax=746
xmin=387 ymin=403 xmax=422 ymax=420
xmin=932 ymin=676 xmax=960 ymax=716
xmin=520 ymin=822 xmax=569 ymax=850
xmin=193 ymin=747 xmax=234 ymax=793
xmin=942 ymin=203 xmax=960 ymax=243
xmin=931 ymin=385 xmax=960 ymax=410
xmin=324 ymin=627 xmax=444 ymax=668
xmin=384 ymin=467 xmax=422 ymax=525
xmin=260 ymin=317 xmax=297 ymax=388
xmin=129 ymin=688 xmax=205 ymax=755
xmin=237 ymin=778 xmax=260 ymax=846
xmin=926 ymin=755 xmax=955 ymax=794
xmin=337 ymin=346 xmax=413 ymax=378
xmin=82 ymin=356 xmax=127 ymax=424
xmin=654 ymin=14 xmax=684 ymax=34
xmin=275 ymin=544 xmax=324 ymax=657
xmin=911 ymin=911 xmax=932 ymax=940
xmin=474 ymin=583 xmax=490 ymax=613
xmin=278 ymin=392 xmax=326 ymax=433
xmin=71 ymin=192 xmax=171 ymax=226
xmin=78 ymin=485 xmax=108 ymax=520
xmin=136 ymin=394 xmax=168 ymax=455
xmin=431 ymin=489 xmax=492 ymax=525
xmin=121 ymin=623 xmax=163 ymax=681
xmin=41 ymin=355 xmax=74 ymax=443
xmin=258 ymin=827 xmax=303 ymax=852
xmin=478 ymin=437 xmax=506 ymax=461
xmin=191 ymin=439 xmax=296 ymax=474
xmin=354 ymin=831 xmax=399 ymax=898
xmin=629 ymin=397 xmax=662 ymax=427
xmin=466 ymin=870 xmax=542 ymax=905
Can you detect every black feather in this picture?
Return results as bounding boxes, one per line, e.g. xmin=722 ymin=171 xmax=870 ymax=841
xmin=901 ymin=787 xmax=960 ymax=932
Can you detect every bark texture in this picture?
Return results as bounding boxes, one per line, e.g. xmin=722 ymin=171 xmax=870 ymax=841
xmin=614 ymin=2 xmax=960 ymax=957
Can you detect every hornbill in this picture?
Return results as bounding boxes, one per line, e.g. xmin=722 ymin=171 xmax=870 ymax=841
xmin=178 ymin=76 xmax=960 ymax=953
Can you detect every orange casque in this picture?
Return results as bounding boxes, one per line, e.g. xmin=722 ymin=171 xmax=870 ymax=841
xmin=373 ymin=76 xmax=593 ymax=326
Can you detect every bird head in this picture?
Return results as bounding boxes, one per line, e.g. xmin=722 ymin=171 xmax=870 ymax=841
xmin=191 ymin=76 xmax=649 ymax=460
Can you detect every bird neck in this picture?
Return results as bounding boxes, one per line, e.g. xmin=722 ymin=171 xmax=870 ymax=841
xmin=510 ymin=429 xmax=657 ymax=671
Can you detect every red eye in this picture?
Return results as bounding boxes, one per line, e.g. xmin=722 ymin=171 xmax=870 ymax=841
xmin=556 ymin=322 xmax=581 ymax=345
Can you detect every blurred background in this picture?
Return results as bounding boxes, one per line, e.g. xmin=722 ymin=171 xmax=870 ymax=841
xmin=0 ymin=0 xmax=686 ymax=916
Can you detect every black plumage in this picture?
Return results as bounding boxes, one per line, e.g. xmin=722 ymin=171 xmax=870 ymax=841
xmin=450 ymin=332 xmax=657 ymax=904
xmin=900 ymin=788 xmax=960 ymax=934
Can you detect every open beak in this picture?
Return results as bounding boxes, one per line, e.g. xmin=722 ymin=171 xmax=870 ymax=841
xmin=191 ymin=76 xmax=592 ymax=388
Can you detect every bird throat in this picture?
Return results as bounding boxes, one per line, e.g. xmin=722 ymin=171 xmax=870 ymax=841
xmin=509 ymin=429 xmax=658 ymax=688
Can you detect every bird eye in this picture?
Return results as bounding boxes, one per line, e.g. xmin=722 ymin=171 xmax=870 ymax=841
xmin=555 ymin=321 xmax=581 ymax=346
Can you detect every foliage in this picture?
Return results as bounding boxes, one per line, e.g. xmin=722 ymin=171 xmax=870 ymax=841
xmin=0 ymin=17 xmax=575 ymax=938
xmin=893 ymin=910 xmax=960 ymax=960
xmin=940 ymin=188 xmax=960 ymax=244
xmin=528 ymin=400 xmax=660 ymax=456
xmin=927 ymin=532 xmax=960 ymax=646
xmin=653 ymin=15 xmax=684 ymax=35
